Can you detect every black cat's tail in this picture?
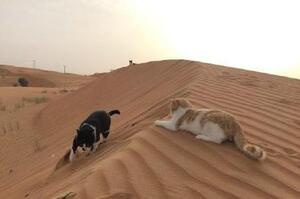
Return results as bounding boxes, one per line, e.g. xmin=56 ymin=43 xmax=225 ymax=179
xmin=109 ymin=110 xmax=120 ymax=116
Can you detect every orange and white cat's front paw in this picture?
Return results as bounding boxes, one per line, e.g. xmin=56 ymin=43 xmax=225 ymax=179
xmin=154 ymin=120 xmax=162 ymax=126
xmin=154 ymin=120 xmax=177 ymax=131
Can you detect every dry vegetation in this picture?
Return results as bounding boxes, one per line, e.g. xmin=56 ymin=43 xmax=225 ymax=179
xmin=12 ymin=96 xmax=48 ymax=111
xmin=1 ymin=121 xmax=20 ymax=135
xmin=0 ymin=103 xmax=6 ymax=112
xmin=59 ymin=88 xmax=69 ymax=93
xmin=14 ymin=102 xmax=25 ymax=110
xmin=1 ymin=125 xmax=6 ymax=135
xmin=33 ymin=138 xmax=43 ymax=152
xmin=22 ymin=96 xmax=48 ymax=104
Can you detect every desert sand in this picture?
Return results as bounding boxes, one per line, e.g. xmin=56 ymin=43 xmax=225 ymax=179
xmin=0 ymin=60 xmax=299 ymax=199
xmin=0 ymin=65 xmax=93 ymax=88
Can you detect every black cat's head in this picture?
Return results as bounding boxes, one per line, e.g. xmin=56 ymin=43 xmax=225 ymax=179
xmin=75 ymin=125 xmax=95 ymax=151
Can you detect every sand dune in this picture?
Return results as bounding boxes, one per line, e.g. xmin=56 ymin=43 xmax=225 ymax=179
xmin=0 ymin=65 xmax=93 ymax=87
xmin=0 ymin=60 xmax=299 ymax=198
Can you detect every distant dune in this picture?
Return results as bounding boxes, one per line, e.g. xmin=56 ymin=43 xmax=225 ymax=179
xmin=0 ymin=60 xmax=299 ymax=199
xmin=0 ymin=65 xmax=94 ymax=88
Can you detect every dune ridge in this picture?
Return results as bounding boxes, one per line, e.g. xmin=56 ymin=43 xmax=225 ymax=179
xmin=0 ymin=60 xmax=299 ymax=198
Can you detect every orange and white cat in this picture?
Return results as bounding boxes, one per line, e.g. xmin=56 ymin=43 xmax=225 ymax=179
xmin=155 ymin=98 xmax=266 ymax=161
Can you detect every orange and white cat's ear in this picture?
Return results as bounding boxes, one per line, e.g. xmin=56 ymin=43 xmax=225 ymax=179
xmin=170 ymin=99 xmax=174 ymax=110
xmin=169 ymin=98 xmax=175 ymax=105
xmin=170 ymin=98 xmax=179 ymax=112
xmin=176 ymin=98 xmax=192 ymax=108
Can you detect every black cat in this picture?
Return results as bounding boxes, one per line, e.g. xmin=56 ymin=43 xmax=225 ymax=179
xmin=69 ymin=110 xmax=120 ymax=161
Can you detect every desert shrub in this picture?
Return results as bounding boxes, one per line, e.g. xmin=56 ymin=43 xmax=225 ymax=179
xmin=14 ymin=102 xmax=25 ymax=110
xmin=15 ymin=121 xmax=20 ymax=130
xmin=13 ymin=83 xmax=18 ymax=87
xmin=59 ymin=89 xmax=68 ymax=93
xmin=18 ymin=77 xmax=29 ymax=87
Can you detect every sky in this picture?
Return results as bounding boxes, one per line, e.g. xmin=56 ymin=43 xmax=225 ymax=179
xmin=0 ymin=0 xmax=299 ymax=79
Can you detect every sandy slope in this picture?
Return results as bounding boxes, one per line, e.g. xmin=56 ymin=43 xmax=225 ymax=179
xmin=0 ymin=60 xmax=300 ymax=199
xmin=0 ymin=65 xmax=94 ymax=88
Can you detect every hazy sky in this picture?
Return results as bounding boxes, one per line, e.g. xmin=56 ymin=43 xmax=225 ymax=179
xmin=0 ymin=0 xmax=299 ymax=78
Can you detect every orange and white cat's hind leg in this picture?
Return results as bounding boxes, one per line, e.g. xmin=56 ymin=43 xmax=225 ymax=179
xmin=154 ymin=120 xmax=177 ymax=131
xmin=196 ymin=122 xmax=227 ymax=144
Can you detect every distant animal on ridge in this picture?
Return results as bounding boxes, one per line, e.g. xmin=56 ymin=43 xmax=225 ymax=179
xmin=155 ymin=98 xmax=266 ymax=161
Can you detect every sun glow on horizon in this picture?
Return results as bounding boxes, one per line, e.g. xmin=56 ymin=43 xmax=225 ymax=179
xmin=132 ymin=0 xmax=300 ymax=78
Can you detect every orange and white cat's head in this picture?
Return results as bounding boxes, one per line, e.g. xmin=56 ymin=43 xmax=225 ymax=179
xmin=170 ymin=98 xmax=192 ymax=114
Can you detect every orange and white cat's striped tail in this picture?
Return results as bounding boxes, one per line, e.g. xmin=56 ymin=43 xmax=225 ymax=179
xmin=234 ymin=131 xmax=267 ymax=161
